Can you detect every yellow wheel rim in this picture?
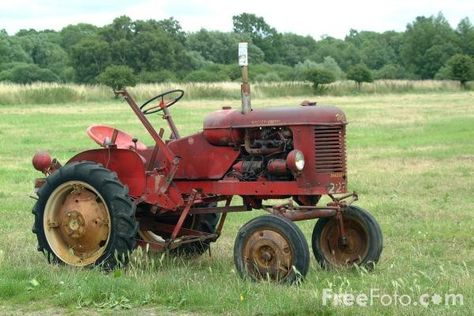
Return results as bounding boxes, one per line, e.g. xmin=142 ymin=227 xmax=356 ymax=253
xmin=43 ymin=181 xmax=111 ymax=266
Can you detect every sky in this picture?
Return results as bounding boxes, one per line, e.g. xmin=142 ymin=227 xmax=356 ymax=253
xmin=0 ymin=0 xmax=472 ymax=39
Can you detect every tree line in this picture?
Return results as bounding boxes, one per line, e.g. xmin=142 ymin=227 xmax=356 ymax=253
xmin=0 ymin=12 xmax=473 ymax=88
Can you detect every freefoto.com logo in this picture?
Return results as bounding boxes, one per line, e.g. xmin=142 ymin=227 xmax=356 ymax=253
xmin=322 ymin=288 xmax=464 ymax=307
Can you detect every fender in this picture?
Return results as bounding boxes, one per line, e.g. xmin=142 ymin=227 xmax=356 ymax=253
xmin=68 ymin=148 xmax=146 ymax=198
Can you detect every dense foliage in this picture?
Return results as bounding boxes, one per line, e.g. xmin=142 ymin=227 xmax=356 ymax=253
xmin=0 ymin=13 xmax=473 ymax=87
xmin=347 ymin=64 xmax=374 ymax=89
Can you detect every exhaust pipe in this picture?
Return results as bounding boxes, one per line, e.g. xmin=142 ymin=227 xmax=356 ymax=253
xmin=239 ymin=42 xmax=252 ymax=114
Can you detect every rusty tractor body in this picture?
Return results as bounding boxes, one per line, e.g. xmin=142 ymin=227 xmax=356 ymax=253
xmin=31 ymin=46 xmax=382 ymax=284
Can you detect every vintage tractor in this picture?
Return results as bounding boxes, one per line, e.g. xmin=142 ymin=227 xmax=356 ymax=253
xmin=31 ymin=44 xmax=382 ymax=283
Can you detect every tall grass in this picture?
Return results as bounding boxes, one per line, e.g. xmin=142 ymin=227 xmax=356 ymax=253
xmin=0 ymin=80 xmax=470 ymax=105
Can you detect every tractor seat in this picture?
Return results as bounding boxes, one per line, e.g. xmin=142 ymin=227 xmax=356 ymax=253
xmin=87 ymin=125 xmax=147 ymax=151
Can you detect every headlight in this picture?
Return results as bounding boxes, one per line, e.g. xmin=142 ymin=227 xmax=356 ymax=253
xmin=286 ymin=150 xmax=305 ymax=173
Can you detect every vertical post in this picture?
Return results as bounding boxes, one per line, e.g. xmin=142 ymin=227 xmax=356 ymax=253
xmin=239 ymin=42 xmax=251 ymax=114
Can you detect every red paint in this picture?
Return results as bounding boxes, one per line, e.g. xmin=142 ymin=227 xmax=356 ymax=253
xmin=87 ymin=125 xmax=147 ymax=150
xmin=35 ymin=91 xmax=348 ymax=213
xmin=32 ymin=151 xmax=52 ymax=172
xmin=203 ymin=106 xmax=346 ymax=130
xmin=68 ymin=148 xmax=146 ymax=198
xmin=266 ymin=159 xmax=287 ymax=175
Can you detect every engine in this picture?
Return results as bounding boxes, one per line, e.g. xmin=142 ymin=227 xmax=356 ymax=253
xmin=227 ymin=127 xmax=302 ymax=181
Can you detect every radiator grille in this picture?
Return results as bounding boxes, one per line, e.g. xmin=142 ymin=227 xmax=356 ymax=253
xmin=314 ymin=125 xmax=346 ymax=173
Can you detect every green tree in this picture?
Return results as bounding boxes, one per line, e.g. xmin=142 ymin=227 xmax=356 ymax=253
xmin=444 ymin=54 xmax=474 ymax=88
xmin=295 ymin=57 xmax=344 ymax=80
xmin=186 ymin=29 xmax=238 ymax=64
xmin=97 ymin=65 xmax=137 ymax=90
xmin=346 ymin=30 xmax=398 ymax=70
xmin=0 ymin=30 xmax=31 ymax=65
xmin=304 ymin=68 xmax=336 ymax=93
xmin=374 ymin=64 xmax=411 ymax=79
xmin=347 ymin=64 xmax=373 ymax=89
xmin=401 ymin=14 xmax=460 ymax=78
xmin=310 ymin=37 xmax=361 ymax=71
xmin=233 ymin=13 xmax=282 ymax=63
xmin=456 ymin=18 xmax=474 ymax=56
xmin=70 ymin=38 xmax=111 ymax=83
xmin=60 ymin=23 xmax=99 ymax=52
xmin=279 ymin=33 xmax=317 ymax=66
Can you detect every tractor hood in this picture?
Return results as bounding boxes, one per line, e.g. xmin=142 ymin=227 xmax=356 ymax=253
xmin=203 ymin=105 xmax=347 ymax=130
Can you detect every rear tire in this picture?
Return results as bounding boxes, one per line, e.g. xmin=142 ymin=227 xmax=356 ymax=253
xmin=32 ymin=161 xmax=138 ymax=269
xmin=170 ymin=211 xmax=220 ymax=257
xmin=138 ymin=203 xmax=220 ymax=258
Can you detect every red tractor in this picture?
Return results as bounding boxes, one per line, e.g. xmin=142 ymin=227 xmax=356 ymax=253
xmin=31 ymin=46 xmax=382 ymax=284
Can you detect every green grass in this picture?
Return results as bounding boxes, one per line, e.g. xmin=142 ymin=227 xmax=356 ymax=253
xmin=0 ymin=92 xmax=473 ymax=315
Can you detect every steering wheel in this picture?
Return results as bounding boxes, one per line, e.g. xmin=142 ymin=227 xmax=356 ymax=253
xmin=140 ymin=89 xmax=184 ymax=115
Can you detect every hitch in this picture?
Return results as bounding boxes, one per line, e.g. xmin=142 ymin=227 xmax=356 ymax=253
xmin=264 ymin=191 xmax=359 ymax=224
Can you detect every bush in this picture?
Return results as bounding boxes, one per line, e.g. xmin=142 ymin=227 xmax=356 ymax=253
xmin=0 ymin=63 xmax=60 ymax=84
xmin=270 ymin=64 xmax=297 ymax=81
xmin=295 ymin=58 xmax=344 ymax=80
xmin=97 ymin=65 xmax=137 ymax=90
xmin=347 ymin=64 xmax=373 ymax=89
xmin=304 ymin=68 xmax=336 ymax=93
xmin=442 ymin=54 xmax=474 ymax=88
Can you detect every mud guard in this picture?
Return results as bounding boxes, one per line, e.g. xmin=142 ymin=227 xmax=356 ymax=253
xmin=67 ymin=148 xmax=146 ymax=198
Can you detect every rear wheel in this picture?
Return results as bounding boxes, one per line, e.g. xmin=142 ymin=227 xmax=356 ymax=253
xmin=312 ymin=205 xmax=383 ymax=269
xmin=32 ymin=162 xmax=138 ymax=269
xmin=138 ymin=203 xmax=220 ymax=257
xmin=234 ymin=215 xmax=309 ymax=284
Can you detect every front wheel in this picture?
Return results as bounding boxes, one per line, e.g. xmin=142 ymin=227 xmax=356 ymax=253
xmin=312 ymin=205 xmax=383 ymax=269
xmin=234 ymin=215 xmax=309 ymax=284
xmin=32 ymin=162 xmax=138 ymax=269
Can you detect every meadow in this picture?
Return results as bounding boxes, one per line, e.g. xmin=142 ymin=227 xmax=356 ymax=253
xmin=0 ymin=89 xmax=473 ymax=315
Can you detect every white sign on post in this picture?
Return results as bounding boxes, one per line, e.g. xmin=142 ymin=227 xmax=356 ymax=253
xmin=238 ymin=42 xmax=248 ymax=66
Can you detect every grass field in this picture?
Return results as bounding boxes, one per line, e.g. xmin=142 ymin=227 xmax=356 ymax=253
xmin=0 ymin=91 xmax=473 ymax=315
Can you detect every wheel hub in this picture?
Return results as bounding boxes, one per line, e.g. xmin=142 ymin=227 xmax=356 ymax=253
xmin=243 ymin=229 xmax=293 ymax=281
xmin=321 ymin=218 xmax=369 ymax=265
xmin=64 ymin=210 xmax=86 ymax=238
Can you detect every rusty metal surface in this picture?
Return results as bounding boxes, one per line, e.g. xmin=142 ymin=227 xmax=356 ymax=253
xmin=43 ymin=181 xmax=110 ymax=266
xmin=319 ymin=215 xmax=369 ymax=266
xmin=264 ymin=192 xmax=358 ymax=221
xmin=203 ymin=105 xmax=346 ymax=130
xmin=86 ymin=125 xmax=147 ymax=150
xmin=162 ymin=106 xmax=180 ymax=139
xmin=242 ymin=227 xmax=293 ymax=281
xmin=244 ymin=130 xmax=282 ymax=155
xmin=166 ymin=132 xmax=240 ymax=179
xmin=67 ymin=148 xmax=146 ymax=198
xmin=265 ymin=202 xmax=337 ymax=221
xmin=174 ymin=180 xmax=330 ymax=196
xmin=202 ymin=128 xmax=243 ymax=146
xmin=314 ymin=125 xmax=346 ymax=174
xmin=170 ymin=190 xmax=197 ymax=240
xmin=137 ymin=222 xmax=218 ymax=252
xmin=116 ymin=90 xmax=176 ymax=164
xmin=189 ymin=205 xmax=249 ymax=214
xmin=292 ymin=125 xmax=347 ymax=194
